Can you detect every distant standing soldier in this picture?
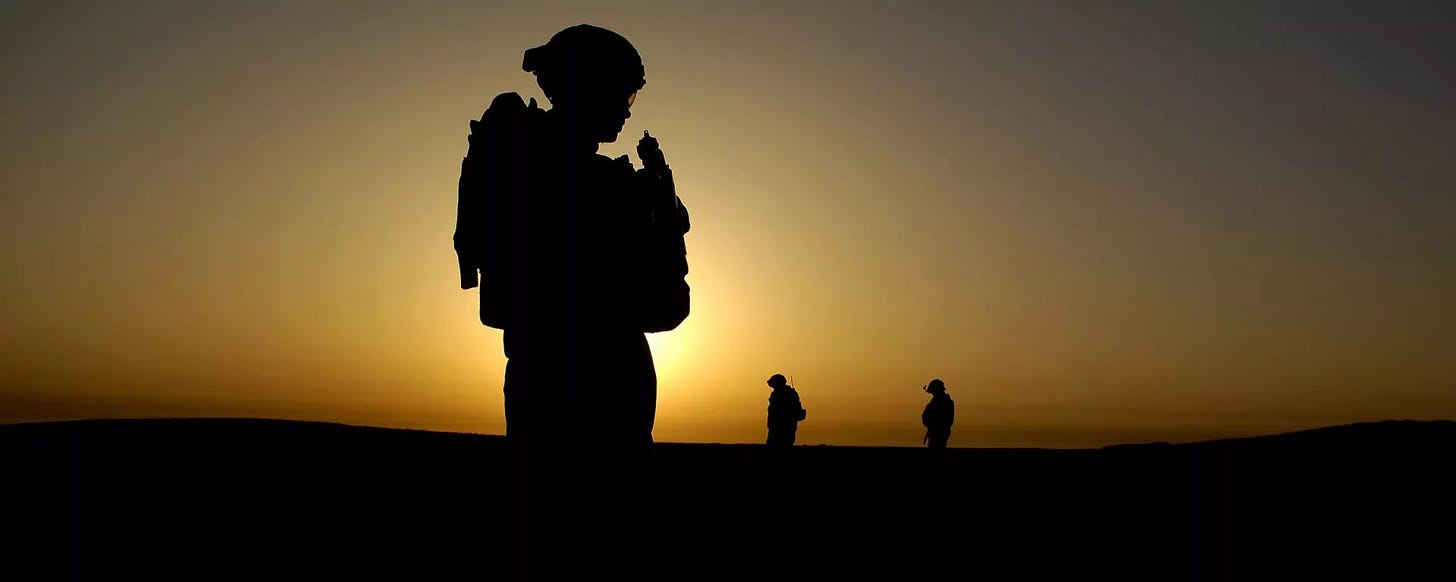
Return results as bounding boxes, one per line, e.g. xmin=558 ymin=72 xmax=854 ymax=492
xmin=922 ymin=379 xmax=954 ymax=449
xmin=766 ymin=374 xmax=806 ymax=448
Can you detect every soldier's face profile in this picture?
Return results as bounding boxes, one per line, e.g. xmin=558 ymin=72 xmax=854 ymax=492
xmin=557 ymin=85 xmax=636 ymax=143
xmin=593 ymin=89 xmax=636 ymax=143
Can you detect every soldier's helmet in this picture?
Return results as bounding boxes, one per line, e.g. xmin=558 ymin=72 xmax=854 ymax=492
xmin=767 ymin=374 xmax=788 ymax=388
xmin=925 ymin=379 xmax=946 ymax=393
xmin=522 ymin=24 xmax=646 ymax=102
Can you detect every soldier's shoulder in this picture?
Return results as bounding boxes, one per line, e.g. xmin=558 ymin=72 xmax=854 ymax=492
xmin=489 ymin=91 xmax=526 ymax=110
xmin=582 ymin=153 xmax=637 ymax=184
xmin=596 ymin=153 xmax=636 ymax=173
xmin=475 ymin=92 xmax=544 ymax=124
xmin=469 ymin=93 xmax=546 ymax=150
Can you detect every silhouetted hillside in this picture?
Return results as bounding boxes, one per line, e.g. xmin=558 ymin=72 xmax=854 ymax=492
xmin=4 ymin=418 xmax=1453 ymax=580
xmin=1191 ymin=419 xmax=1456 ymax=459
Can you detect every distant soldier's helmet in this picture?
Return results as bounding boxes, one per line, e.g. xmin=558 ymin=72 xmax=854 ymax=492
xmin=925 ymin=379 xmax=946 ymax=393
xmin=767 ymin=374 xmax=788 ymax=388
xmin=522 ymin=24 xmax=646 ymax=101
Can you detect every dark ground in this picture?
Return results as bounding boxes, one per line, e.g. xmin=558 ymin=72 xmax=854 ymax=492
xmin=3 ymin=418 xmax=1453 ymax=581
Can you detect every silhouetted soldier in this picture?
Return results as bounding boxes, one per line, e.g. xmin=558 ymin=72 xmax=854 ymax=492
xmin=454 ymin=24 xmax=690 ymax=582
xmin=766 ymin=374 xmax=806 ymax=448
xmin=921 ymin=379 xmax=954 ymax=449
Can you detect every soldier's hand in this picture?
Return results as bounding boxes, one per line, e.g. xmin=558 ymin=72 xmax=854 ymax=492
xmin=637 ymin=130 xmax=667 ymax=171
xmin=637 ymin=130 xmax=659 ymax=153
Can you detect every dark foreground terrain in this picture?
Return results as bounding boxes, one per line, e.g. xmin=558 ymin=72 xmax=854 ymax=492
xmin=4 ymin=418 xmax=1453 ymax=581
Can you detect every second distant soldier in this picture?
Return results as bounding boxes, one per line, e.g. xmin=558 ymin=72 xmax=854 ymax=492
xmin=766 ymin=374 xmax=806 ymax=448
xmin=922 ymin=379 xmax=954 ymax=449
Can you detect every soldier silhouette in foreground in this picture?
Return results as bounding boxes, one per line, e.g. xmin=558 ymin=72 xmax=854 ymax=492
xmin=766 ymin=374 xmax=806 ymax=448
xmin=921 ymin=379 xmax=954 ymax=449
xmin=454 ymin=24 xmax=690 ymax=581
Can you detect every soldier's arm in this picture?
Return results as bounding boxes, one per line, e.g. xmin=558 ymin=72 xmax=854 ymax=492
xmin=616 ymin=132 xmax=691 ymax=332
xmin=674 ymin=197 xmax=690 ymax=235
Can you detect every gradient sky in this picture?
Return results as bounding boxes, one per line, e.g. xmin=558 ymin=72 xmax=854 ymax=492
xmin=3 ymin=1 xmax=1453 ymax=447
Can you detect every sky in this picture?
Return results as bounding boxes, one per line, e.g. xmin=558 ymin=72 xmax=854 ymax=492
xmin=2 ymin=1 xmax=1453 ymax=448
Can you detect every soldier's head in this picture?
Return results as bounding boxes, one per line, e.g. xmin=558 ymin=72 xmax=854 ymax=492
xmin=925 ymin=379 xmax=946 ymax=394
xmin=767 ymin=374 xmax=788 ymax=389
xmin=523 ymin=24 xmax=645 ymax=144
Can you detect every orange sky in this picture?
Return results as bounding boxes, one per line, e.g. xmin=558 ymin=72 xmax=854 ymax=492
xmin=3 ymin=2 xmax=1453 ymax=447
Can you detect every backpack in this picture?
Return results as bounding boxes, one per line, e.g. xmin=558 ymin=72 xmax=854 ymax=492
xmin=453 ymin=92 xmax=544 ymax=330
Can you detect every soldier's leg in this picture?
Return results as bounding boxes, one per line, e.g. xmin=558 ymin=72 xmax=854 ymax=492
xmin=928 ymin=431 xmax=950 ymax=449
xmin=504 ymin=354 xmax=561 ymax=581
xmin=505 ymin=348 xmax=602 ymax=581
xmin=558 ymin=334 xmax=658 ymax=580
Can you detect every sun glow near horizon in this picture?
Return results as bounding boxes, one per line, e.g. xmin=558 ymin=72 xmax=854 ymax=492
xmin=2 ymin=2 xmax=1453 ymax=448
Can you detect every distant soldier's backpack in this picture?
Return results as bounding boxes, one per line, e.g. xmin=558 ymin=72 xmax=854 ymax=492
xmin=453 ymin=92 xmax=544 ymax=330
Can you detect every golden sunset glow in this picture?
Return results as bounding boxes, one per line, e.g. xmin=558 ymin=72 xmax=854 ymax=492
xmin=3 ymin=2 xmax=1452 ymax=447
